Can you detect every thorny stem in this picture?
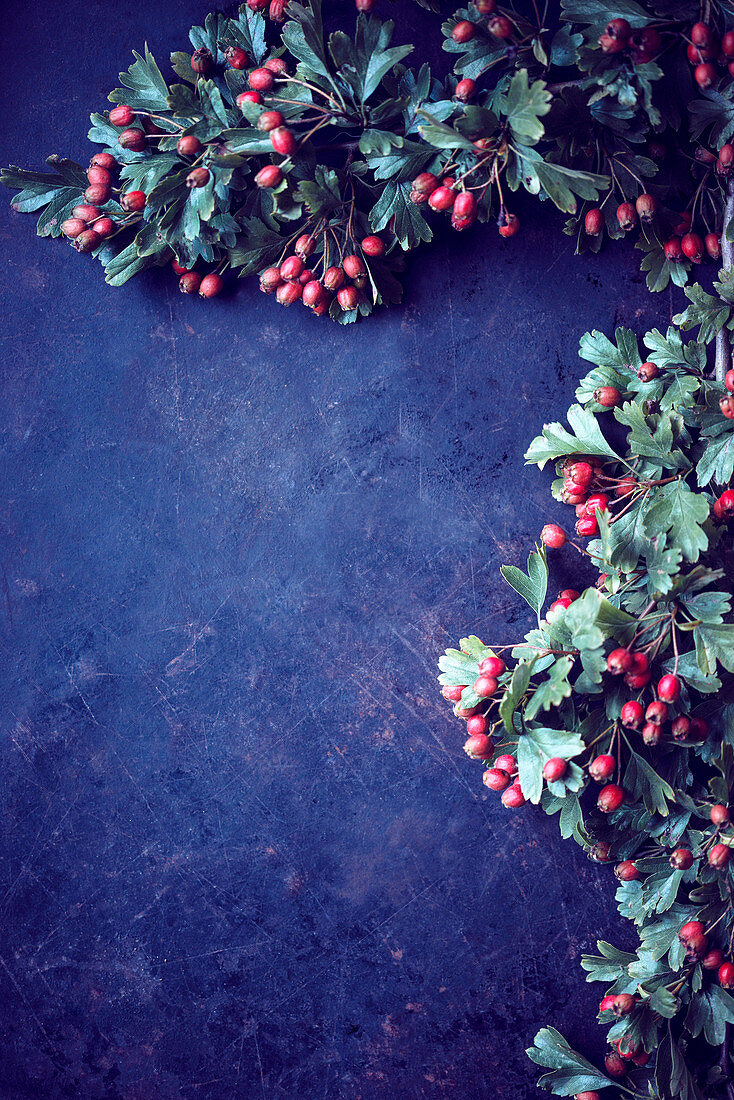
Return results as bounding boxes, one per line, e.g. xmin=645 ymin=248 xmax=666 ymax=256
xmin=715 ymin=180 xmax=734 ymax=382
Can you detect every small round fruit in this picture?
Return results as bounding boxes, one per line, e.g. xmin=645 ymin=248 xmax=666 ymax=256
xmin=709 ymin=843 xmax=731 ymax=868
xmin=186 ymin=167 xmax=210 ymax=189
xmin=455 ymin=78 xmax=476 ymax=101
xmin=92 ymin=217 xmax=115 ymax=238
xmin=62 ymin=217 xmax=87 ymax=239
xmin=323 ymin=267 xmax=345 ymax=291
xmin=613 ymin=992 xmax=637 ymax=1015
xmin=199 ymin=273 xmax=224 ymax=298
xmin=280 ymin=255 xmax=305 ymax=282
xmin=670 ymin=848 xmax=694 ymax=870
xmin=604 ymin=1052 xmax=626 ymax=1078
xmin=361 ymin=235 xmax=385 ymax=257
xmin=594 ymin=386 xmax=621 ymax=408
xmin=576 ymin=515 xmax=598 ymax=538
xmin=711 ymin=804 xmax=730 ymax=825
xmin=179 ymin=271 xmax=203 ymax=294
xmin=225 ymin=46 xmax=249 ymax=69
xmin=276 ymin=282 xmax=302 ymax=306
xmin=704 ymin=949 xmax=724 ymax=969
xmin=642 ymin=721 xmax=661 ymax=747
xmin=645 ymin=700 xmax=668 ymax=725
xmin=264 ymin=58 xmax=288 ymax=75
xmin=337 ymin=286 xmax=359 ymax=311
xmin=452 ymin=20 xmax=475 ymax=43
xmin=87 ymin=165 xmax=112 ymax=187
xmin=270 ymin=127 xmax=297 ymax=155
xmin=706 ymin=233 xmax=722 ymax=260
xmin=191 ymin=48 xmax=213 ymax=74
xmin=621 ymin=700 xmax=644 ymax=728
xmin=541 ymin=523 xmax=566 ymax=549
xmin=84 ymin=184 xmax=111 ymax=205
xmin=686 ymin=933 xmax=709 ymax=957
xmin=412 ymin=172 xmax=438 ymax=196
xmin=341 ymin=255 xmax=366 ymax=280
xmin=473 ymin=675 xmax=498 ymax=698
xmin=501 ymin=782 xmax=526 ymax=808
xmin=478 ymin=656 xmax=505 ymax=677
xmin=543 ymin=758 xmax=567 ymax=782
xmin=635 ymin=193 xmax=657 ymax=221
xmin=441 ymin=684 xmax=465 ymax=703
xmin=90 ymin=153 xmax=117 ymax=171
xmin=720 ymin=962 xmax=734 ymax=989
xmin=119 ymin=128 xmax=147 ymax=152
xmin=466 ymin=714 xmax=489 ymax=738
xmin=488 ymin=14 xmax=512 ymax=37
xmin=109 ymin=104 xmax=134 ymax=127
xmin=237 ymin=90 xmax=262 ymax=108
xmin=598 ymin=784 xmax=624 ymax=813
xmin=258 ymin=110 xmax=285 ymax=132
xmin=463 ymin=733 xmax=493 ymax=760
xmin=428 ymin=186 xmax=456 ymax=212
xmin=721 ymin=395 xmax=734 ymax=419
xmin=671 ymin=715 xmax=690 ymax=741
xmin=681 ymin=232 xmax=704 ymax=263
xmin=725 ymin=368 xmax=734 ymax=393
xmin=607 ymin=648 xmax=633 ymax=675
xmin=589 ymin=754 xmax=615 ymax=782
xmin=616 ymin=202 xmax=637 ymax=230
xmin=494 ymin=754 xmax=517 ymax=776
xmin=695 ymin=62 xmax=717 ymax=88
xmin=483 ymin=768 xmax=510 ymax=792
xmin=249 ymin=67 xmax=275 ymax=92
xmin=177 ymin=135 xmax=203 ymax=156
xmin=637 ymin=361 xmax=659 ymax=382
xmin=498 ymin=213 xmax=519 ymax=237
xmin=664 ymin=237 xmax=684 ymax=262
xmin=73 ymin=229 xmax=101 ymax=252
xmin=584 ymin=208 xmax=603 ymax=236
xmin=658 ymin=674 xmax=681 ymax=702
xmin=121 ymin=190 xmax=146 ymax=212
xmin=255 ymin=165 xmax=283 ymax=189
xmin=614 ymin=860 xmax=639 ymax=881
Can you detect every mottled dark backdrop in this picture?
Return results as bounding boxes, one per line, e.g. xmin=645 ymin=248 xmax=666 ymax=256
xmin=0 ymin=3 xmax=669 ymax=1097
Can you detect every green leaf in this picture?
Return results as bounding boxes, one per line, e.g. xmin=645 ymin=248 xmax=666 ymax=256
xmin=509 ymin=146 xmax=608 ymax=214
xmin=228 ymin=216 xmax=283 ymax=275
xmin=643 ymin=481 xmax=709 ymax=563
xmin=673 ymin=283 xmax=731 ymax=345
xmin=499 ymin=71 xmax=552 ymax=145
xmin=525 ymin=404 xmax=619 ymax=467
xmin=697 ymin=428 xmax=734 ymax=487
xmin=655 ymin=1026 xmax=705 ymax=1100
xmin=624 ymin=751 xmax=675 ymax=817
xmin=527 ymin=1027 xmax=612 ymax=1095
xmin=500 ymin=547 xmax=548 ymax=619
xmin=417 ymin=113 xmax=475 ymax=152
xmin=518 ymin=726 xmax=586 ymax=805
xmin=499 ymin=658 xmax=536 ymax=733
xmin=524 ymin=656 xmax=574 ymax=721
xmin=109 ymin=44 xmax=170 ymax=112
xmin=694 ymin=622 xmax=734 ymax=676
xmin=636 ymin=237 xmax=691 ymax=294
xmin=579 ymin=326 xmax=640 ymax=369
xmin=685 ymin=985 xmax=734 ymax=1046
xmin=103 ymin=240 xmax=157 ymax=286
xmin=1 ymin=157 xmax=86 ymax=238
xmin=689 ymin=85 xmax=734 ymax=148
xmin=294 ymin=166 xmax=342 ymax=217
xmin=370 ymin=180 xmax=432 ymax=250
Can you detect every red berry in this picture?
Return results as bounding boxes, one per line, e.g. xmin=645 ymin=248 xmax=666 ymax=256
xmin=276 ymin=281 xmax=302 ymax=306
xmin=237 ymin=91 xmax=262 ymax=108
xmin=637 ymin=361 xmax=658 ymax=382
xmin=615 ymin=860 xmax=639 ymax=882
xmin=599 ymin=995 xmax=616 ymax=1014
xmin=337 ymin=286 xmax=359 ymax=311
xmin=584 ymin=208 xmax=603 ymax=236
xmin=725 ymin=369 xmax=734 ymax=394
xmin=710 ymin=843 xmax=731 ymax=868
xmin=706 ymin=233 xmax=721 ymax=260
xmin=258 ymin=110 xmax=285 ymax=133
xmin=249 ymin=68 xmax=275 ymax=92
xmin=428 ymin=186 xmax=456 ymax=212
xmin=483 ymin=768 xmax=510 ymax=792
xmin=452 ymin=20 xmax=475 ymax=43
xmin=604 ymin=1052 xmax=626 ymax=1078
xmin=565 ymin=460 xmax=593 ymax=486
xmin=478 ymin=656 xmax=505 ymax=677
xmin=87 ymin=165 xmax=112 ymax=188
xmin=679 ymin=920 xmax=705 ymax=942
xmin=576 ymin=515 xmax=598 ymax=537
xmin=616 ymin=202 xmax=637 ymax=230
xmin=186 ymin=167 xmax=210 ymax=189
xmin=121 ymin=190 xmax=146 ymax=212
xmin=270 ymin=127 xmax=297 ymax=155
xmin=475 ymin=0 xmax=496 ymax=10
xmin=615 ymin=476 xmax=637 ymax=497
xmin=594 ymin=386 xmax=621 ymax=408
xmin=179 ymin=271 xmax=202 ymax=294
xmin=645 ymin=700 xmax=668 ymax=725
xmin=692 ymin=22 xmax=713 ymax=46
xmin=225 ymin=46 xmax=249 ymax=69
xmin=599 ymin=32 xmax=626 ymax=53
xmin=73 ymin=229 xmax=101 ymax=253
xmin=658 ymin=674 xmax=681 ymax=702
xmin=686 ymin=933 xmax=709 ymax=957
xmin=302 ymin=280 xmax=325 ymax=308
xmin=109 ymin=104 xmax=134 ymax=127
xmin=695 ymin=62 xmax=717 ymax=87
xmin=473 ymin=675 xmax=498 ymax=698
xmin=356 ymin=0 xmax=376 ymax=9
xmin=498 ymin=212 xmax=519 ymax=237
xmin=704 ymin=948 xmax=724 ymax=969
xmin=664 ymin=237 xmax=684 ymax=262
xmin=585 ymin=492 xmax=611 ymax=514
xmin=342 ymin=255 xmax=365 ymax=279
xmin=501 ymin=782 xmax=526 ymax=808
xmin=712 ymin=804 xmax=730 ymax=825
xmin=488 ymin=15 xmax=512 ymax=37
xmin=248 ymin=0 xmax=268 ymax=9
xmin=199 ymin=273 xmax=223 ymax=299
xmin=543 ymin=757 xmax=567 ymax=782
xmin=589 ymin=754 xmax=615 ymax=782
xmin=606 ymin=17 xmax=631 ymax=39
xmin=690 ymin=717 xmax=709 ymax=740
xmin=721 ymin=395 xmax=734 ymax=419
xmin=671 ymin=715 xmax=690 ymax=741
xmin=465 ymin=714 xmax=489 ymax=737
xmin=280 ymin=255 xmax=305 ymax=282
xmin=720 ymin=963 xmax=734 ymax=988
xmin=293 ymin=234 xmax=314 ymax=259
xmin=494 ymin=754 xmax=517 ymax=776
xmin=177 ymin=135 xmax=203 ymax=156
xmin=264 ymin=58 xmax=288 ymax=75
xmin=191 ymin=48 xmax=213 ymax=74
xmin=613 ymin=992 xmax=637 ymax=1015
xmin=621 ymin=701 xmax=644 ymax=728
xmin=255 ymin=165 xmax=283 ymax=189
xmin=670 ymin=848 xmax=694 ymax=870
xmin=412 ymin=172 xmax=438 ymax=196
xmin=62 ymin=217 xmax=87 ymax=239
xmin=541 ymin=523 xmax=566 ymax=549
xmin=635 ymin=193 xmax=657 ymax=221
xmin=681 ymin=232 xmax=704 ymax=262
xmin=724 ymin=31 xmax=734 ymax=57
xmin=642 ymin=722 xmax=661 ymax=747
xmin=719 ymin=144 xmax=734 ymax=172
xmin=171 ymin=259 xmax=189 ymax=276
xmin=90 ymin=153 xmax=117 ymax=171
xmin=441 ymin=684 xmax=465 ymax=703
xmin=119 ymin=128 xmax=147 ymax=152
xmin=455 ymin=78 xmax=477 ymax=101
xmin=607 ymin=648 xmax=633 ymax=675
xmin=323 ymin=267 xmax=345 ymax=291
xmin=84 ymin=184 xmax=111 ymax=205
xmin=92 ymin=217 xmax=115 ymax=238
xmin=464 ymin=733 xmax=493 ymax=760
xmin=598 ymin=784 xmax=624 ymax=813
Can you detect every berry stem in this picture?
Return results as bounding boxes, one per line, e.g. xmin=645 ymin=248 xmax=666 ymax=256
xmin=715 ymin=180 xmax=734 ymax=382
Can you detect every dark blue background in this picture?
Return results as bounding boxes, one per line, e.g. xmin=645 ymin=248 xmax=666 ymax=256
xmin=0 ymin=3 xmax=669 ymax=1096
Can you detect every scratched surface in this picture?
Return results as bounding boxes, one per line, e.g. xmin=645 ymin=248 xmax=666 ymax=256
xmin=0 ymin=3 xmax=671 ymax=1097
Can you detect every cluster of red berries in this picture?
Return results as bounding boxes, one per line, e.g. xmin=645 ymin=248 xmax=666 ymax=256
xmin=598 ymin=17 xmax=660 ymax=63
xmin=584 ymin=192 xmax=722 ymax=265
xmin=720 ymin=368 xmax=734 ymax=420
xmin=257 ymin=235 xmax=384 ymax=315
xmin=60 ymin=150 xmax=145 ymax=253
xmin=594 ymin=993 xmax=651 ymax=1077
xmin=678 ymin=912 xmax=734 ymax=985
xmin=173 ymin=261 xmax=224 ymax=299
xmin=685 ymin=20 xmax=734 ymax=88
xmin=245 ymin=0 xmax=290 ymax=18
xmin=409 ymin=171 xmax=518 ymax=238
xmin=450 ymin=4 xmax=514 ymax=48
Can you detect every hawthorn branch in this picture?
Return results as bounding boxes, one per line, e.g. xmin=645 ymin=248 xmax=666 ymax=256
xmin=715 ymin=180 xmax=734 ymax=382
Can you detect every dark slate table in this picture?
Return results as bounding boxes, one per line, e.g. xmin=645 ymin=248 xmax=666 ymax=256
xmin=0 ymin=3 xmax=669 ymax=1096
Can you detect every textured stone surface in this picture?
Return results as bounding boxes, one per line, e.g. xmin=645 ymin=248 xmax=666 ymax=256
xmin=0 ymin=3 xmax=674 ymax=1096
